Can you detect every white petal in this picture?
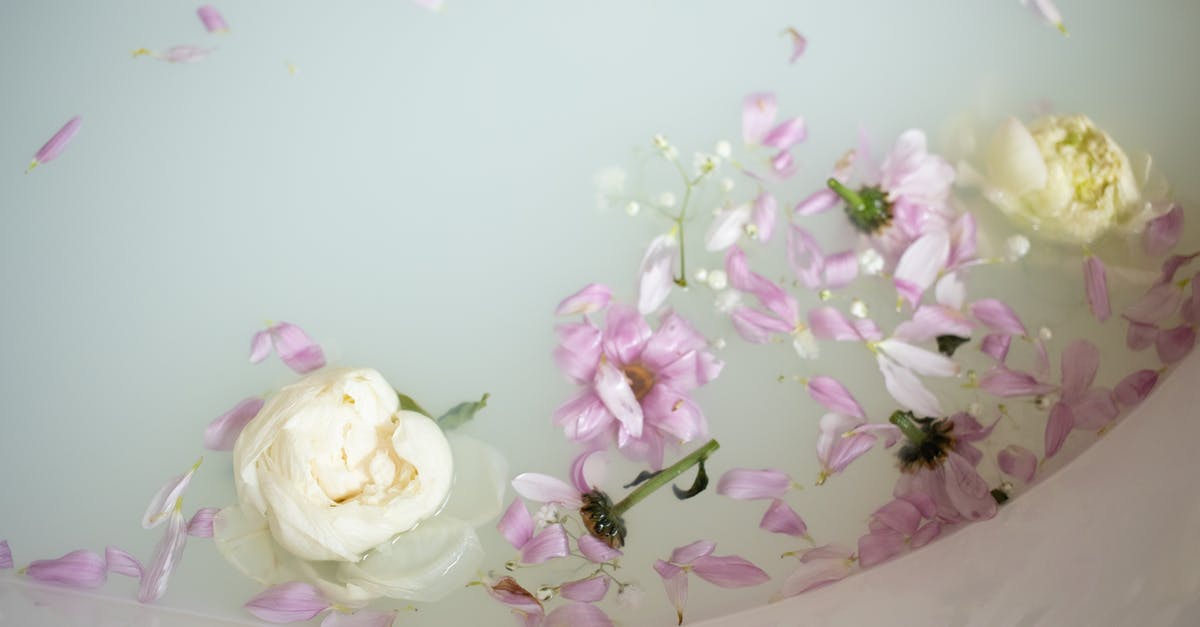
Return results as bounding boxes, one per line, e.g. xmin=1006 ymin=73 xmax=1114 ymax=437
xmin=440 ymin=434 xmax=509 ymax=528
xmin=934 ymin=273 xmax=966 ymax=310
xmin=637 ymin=235 xmax=678 ymax=315
xmin=878 ymin=339 xmax=959 ymax=377
xmin=212 ymin=505 xmax=296 ymax=585
xmin=337 ymin=515 xmax=483 ymax=603
xmin=986 ymin=117 xmax=1047 ymax=195
xmin=704 ymin=205 xmax=752 ymax=252
xmin=593 ymin=360 xmax=644 ymax=438
xmin=894 ymin=232 xmax=951 ymax=300
xmin=877 ymin=354 xmax=943 ymax=417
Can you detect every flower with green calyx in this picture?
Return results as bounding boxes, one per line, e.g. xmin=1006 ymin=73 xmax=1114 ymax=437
xmin=890 ymin=411 xmax=956 ymax=473
xmin=887 ymin=411 xmax=998 ymax=523
xmin=828 ymin=178 xmax=893 ymax=234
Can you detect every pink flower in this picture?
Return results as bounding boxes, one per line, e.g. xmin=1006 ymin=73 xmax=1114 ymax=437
xmin=654 ymin=541 xmax=769 ymax=624
xmin=741 ymin=93 xmax=806 ymax=180
xmin=250 ymin=321 xmax=326 ymax=374
xmin=553 ymin=292 xmax=722 ymax=469
xmin=889 ymin=411 xmax=998 ymax=524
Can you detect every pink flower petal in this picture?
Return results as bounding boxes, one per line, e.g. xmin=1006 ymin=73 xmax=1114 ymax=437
xmin=186 ymin=508 xmax=218 ymax=538
xmin=138 ymin=505 xmax=189 ymax=603
xmin=759 ymin=499 xmax=808 ymax=537
xmin=980 ymin=333 xmax=1011 ymax=362
xmin=1125 ymin=319 xmax=1159 ymax=351
xmin=1125 ymin=283 xmax=1184 ymax=324
xmin=321 ymin=609 xmax=399 ymax=627
xmin=1044 ymin=401 xmax=1074 ymax=458
xmin=557 ymin=283 xmax=613 ymax=317
xmin=204 ymin=396 xmax=264 ymax=451
xmin=742 ymin=93 xmax=778 ymax=145
xmin=856 ymin=530 xmax=905 ymax=568
xmin=593 ymin=359 xmax=644 ymax=438
xmin=1160 ymin=252 xmax=1200 ymax=284
xmin=28 ymin=116 xmax=82 ymax=172
xmin=910 ymin=522 xmax=941 ymax=549
xmin=555 ymin=322 xmax=603 ymax=384
xmin=545 ymin=603 xmax=613 ymax=627
xmin=979 ymin=367 xmax=1055 ymax=398
xmin=143 ymin=458 xmax=201 ymax=529
xmin=560 ymin=576 xmax=610 ymax=602
xmin=511 ymin=474 xmax=581 ymax=508
xmin=196 ymin=6 xmax=229 ymax=33
xmin=1156 ymin=325 xmax=1197 ymax=364
xmin=486 ymin=577 xmax=544 ymax=617
xmin=1022 ymin=0 xmax=1067 ymax=33
xmin=807 ymin=376 xmax=865 ymax=419
xmin=578 ymin=533 xmax=623 ymax=563
xmin=638 ymin=235 xmax=679 ymax=314
xmin=1060 ymin=339 xmax=1100 ymax=403
xmin=601 ymin=304 xmax=652 ymax=368
xmin=808 ymin=307 xmax=861 ymax=341
xmin=785 ymin=225 xmax=824 ymax=289
xmin=1114 ymin=369 xmax=1159 ymax=407
xmin=520 ymin=525 xmax=570 ymax=564
xmin=654 ymin=559 xmax=689 ymax=625
xmin=569 ymin=449 xmax=608 ymax=495
xmin=751 ymin=192 xmax=778 ymax=242
xmin=692 ymin=555 xmax=770 ymax=588
xmin=770 ymin=150 xmax=797 ymax=179
xmin=762 ymin=118 xmax=807 ymax=151
xmin=869 ymin=499 xmax=922 ymax=536
xmin=716 ymin=468 xmax=792 ymax=500
xmin=104 ymin=546 xmax=143 ymax=578
xmin=776 ymin=547 xmax=853 ymax=598
xmin=1068 ymin=389 xmax=1119 ymax=431
xmin=0 ymin=540 xmax=11 ymax=569
xmin=893 ymin=231 xmax=951 ymax=308
xmin=997 ymin=445 xmax=1037 ymax=482
xmin=878 ymin=339 xmax=958 ymax=377
xmin=1083 ymin=256 xmax=1111 ymax=322
xmin=894 ymin=305 xmax=974 ymax=343
xmin=794 ymin=188 xmax=839 ymax=216
xmin=726 ymin=247 xmax=800 ymax=324
xmin=269 ymin=322 xmax=326 ymax=374
xmin=822 ymin=251 xmax=859 ymax=289
xmin=1144 ymin=204 xmax=1184 ymax=257
xmin=785 ymin=27 xmax=807 ymax=63
xmin=877 ymin=354 xmax=942 ymax=417
xmin=249 ymin=329 xmax=272 ymax=363
xmin=824 ymin=431 xmax=878 ymax=476
xmin=669 ymin=540 xmax=717 ymax=565
xmin=969 ymin=299 xmax=1027 ymax=336
xmin=947 ymin=213 xmax=978 ymax=268
xmin=24 ymin=549 xmax=106 ymax=588
xmin=244 ymin=582 xmax=331 ymax=623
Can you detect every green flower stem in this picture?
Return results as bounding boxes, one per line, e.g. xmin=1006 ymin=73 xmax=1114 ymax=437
xmin=612 ymin=439 xmax=719 ymax=517
xmin=827 ymin=178 xmax=864 ymax=211
xmin=889 ymin=411 xmax=925 ymax=445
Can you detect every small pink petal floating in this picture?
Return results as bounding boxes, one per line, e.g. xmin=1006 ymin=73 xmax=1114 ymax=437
xmin=105 ymin=546 xmax=144 ymax=578
xmin=511 ymin=473 xmax=583 ymax=508
xmin=785 ymin=27 xmax=807 ymax=64
xmin=560 ymin=575 xmax=610 ymax=602
xmin=997 ymin=445 xmax=1038 ymax=482
xmin=138 ymin=503 xmax=189 ymax=603
xmin=690 ymin=554 xmax=770 ymax=588
xmin=807 ymin=376 xmax=865 ymax=419
xmin=250 ymin=322 xmax=326 ymax=374
xmin=857 ymin=530 xmax=905 ymax=568
xmin=653 ymin=560 xmax=688 ymax=625
xmin=187 ymin=508 xmax=219 ymax=538
xmin=1144 ymin=204 xmax=1184 ymax=257
xmin=0 ymin=540 xmax=11 ymax=569
xmin=204 ymin=397 xmax=264 ymax=451
xmin=133 ymin=45 xmax=214 ymax=64
xmin=1044 ymin=402 xmax=1074 ymax=458
xmin=496 ymin=499 xmax=534 ymax=550
xmin=196 ymin=6 xmax=229 ymax=33
xmin=245 ymin=582 xmax=331 ymax=623
xmin=970 ymin=299 xmax=1027 ymax=336
xmin=24 ymin=549 xmax=107 ymax=588
xmin=979 ymin=367 xmax=1055 ymax=397
xmin=519 ymin=524 xmax=570 ymax=565
xmin=1156 ymin=325 xmax=1196 ymax=364
xmin=1083 ymin=256 xmax=1111 ymax=322
xmin=759 ymin=499 xmax=808 ymax=537
xmin=980 ymin=333 xmax=1012 ymax=362
xmin=577 ymin=533 xmax=622 ymax=563
xmin=715 ymin=468 xmax=792 ymax=500
xmin=556 ymin=283 xmax=612 ymax=317
xmin=1114 ymin=369 xmax=1159 ymax=407
xmin=27 ymin=116 xmax=82 ymax=173
xmin=143 ymin=458 xmax=203 ymax=529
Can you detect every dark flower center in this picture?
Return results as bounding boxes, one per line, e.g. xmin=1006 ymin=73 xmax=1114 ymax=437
xmin=936 ymin=335 xmax=970 ymax=357
xmin=828 ymin=178 xmax=893 ymax=234
xmin=580 ymin=489 xmax=627 ymax=549
xmin=623 ymin=364 xmax=656 ymax=401
xmin=890 ymin=410 xmax=957 ymax=472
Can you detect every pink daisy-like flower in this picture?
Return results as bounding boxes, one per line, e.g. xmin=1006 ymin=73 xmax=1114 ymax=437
xmin=553 ymin=286 xmax=723 ymax=470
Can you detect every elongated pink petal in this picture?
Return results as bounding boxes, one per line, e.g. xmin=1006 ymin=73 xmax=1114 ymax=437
xmin=760 ymin=500 xmax=808 ymax=537
xmin=25 ymin=550 xmax=106 ymax=588
xmin=870 ymin=499 xmax=921 ymax=536
xmin=1144 ymin=204 xmax=1184 ymax=257
xmin=979 ymin=367 xmax=1055 ymax=397
xmin=825 ymin=432 xmax=878 ymax=475
xmin=29 ymin=116 xmax=82 ymax=171
xmin=511 ymin=474 xmax=581 ymax=508
xmin=730 ymin=307 xmax=790 ymax=343
xmin=742 ymin=93 xmax=778 ymax=145
xmin=808 ymin=307 xmax=861 ymax=341
xmin=138 ymin=504 xmax=188 ymax=603
xmin=546 ymin=603 xmax=613 ymax=627
xmin=776 ymin=549 xmax=853 ymax=598
xmin=186 ymin=508 xmax=218 ymax=538
xmin=970 ymin=299 xmax=1027 ymax=336
xmin=1160 ymin=252 xmax=1200 ymax=284
xmin=204 ymin=396 xmax=264 ymax=451
xmin=692 ymin=555 xmax=770 ymax=588
xmin=822 ymin=251 xmax=859 ymax=289
xmin=794 ymin=188 xmax=839 ymax=216
xmin=654 ymin=559 xmax=689 ymax=625
xmin=1060 ymin=339 xmax=1100 ymax=403
xmin=786 ymin=27 xmax=807 ymax=63
xmin=321 ymin=609 xmax=398 ymax=627
xmin=785 ymin=224 xmax=824 ymax=289
xmin=557 ymin=283 xmax=613 ymax=316
xmin=497 ymin=499 xmax=534 ymax=549
xmin=857 ymin=530 xmax=905 ymax=568
xmin=0 ymin=540 xmax=11 ymax=569
xmin=752 ymin=192 xmax=778 ymax=242
xmin=980 ymin=333 xmax=1011 ymax=362
xmin=726 ymin=246 xmax=800 ymax=324
xmin=947 ymin=213 xmax=978 ymax=268
xmin=1022 ymin=0 xmax=1067 ymax=33
xmin=578 ymin=533 xmax=623 ymax=563
xmin=706 ymin=205 xmax=753 ymax=252
xmin=244 ymin=582 xmax=331 ymax=623
xmin=894 ymin=232 xmax=950 ymax=307
xmin=1114 ymin=369 xmax=1159 ymax=407
xmin=249 ymin=329 xmax=272 ymax=363
xmin=669 ymin=540 xmax=716 ymax=565
xmin=762 ymin=118 xmax=807 ymax=151
xmin=1126 ymin=319 xmax=1159 ymax=351
xmin=894 ymin=305 xmax=974 ymax=343
xmin=593 ymin=359 xmax=644 ymax=438
xmin=807 ymin=376 xmax=865 ymax=419
xmin=853 ymin=318 xmax=885 ymax=342
xmin=269 ymin=322 xmax=325 ymax=374
xmin=910 ymin=521 xmax=941 ymax=548
xmin=143 ymin=458 xmax=202 ymax=529
xmin=560 ymin=576 xmax=610 ymax=602
xmin=997 ymin=445 xmax=1037 ymax=482
xmin=521 ymin=525 xmax=570 ymax=564
xmin=1083 ymin=256 xmax=1111 ymax=322
xmin=877 ymin=354 xmax=942 ymax=417
xmin=569 ymin=449 xmax=608 ymax=494
xmin=104 ymin=546 xmax=143 ymax=578
xmin=1156 ymin=325 xmax=1196 ymax=363
xmin=196 ymin=6 xmax=229 ymax=32
xmin=638 ymin=235 xmax=678 ymax=314
xmin=1068 ymin=388 xmax=1119 ymax=431
xmin=1044 ymin=402 xmax=1074 ymax=458
xmin=555 ymin=322 xmax=603 ymax=384
xmin=878 ymin=339 xmax=958 ymax=377
xmin=716 ymin=468 xmax=792 ymax=500
xmin=1125 ymin=283 xmax=1184 ymax=324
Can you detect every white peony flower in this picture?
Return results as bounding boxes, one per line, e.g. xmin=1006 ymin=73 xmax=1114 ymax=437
xmin=984 ymin=114 xmax=1143 ymax=245
xmin=213 ymin=367 xmax=506 ymax=604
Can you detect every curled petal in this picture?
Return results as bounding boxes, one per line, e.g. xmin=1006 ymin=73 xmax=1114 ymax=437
xmin=557 ymin=283 xmax=613 ymax=316
xmin=669 ymin=540 xmax=717 ymax=565
xmin=878 ymin=339 xmax=959 ymax=377
xmin=196 ymin=6 xmax=229 ymax=33
xmin=269 ymin=322 xmax=326 ymax=374
xmin=751 ymin=192 xmax=778 ymax=242
xmin=187 ymin=508 xmax=219 ymax=538
xmin=877 ymin=355 xmax=942 ymax=417
xmin=1156 ymin=325 xmax=1197 ymax=364
xmin=249 ymin=330 xmax=272 ymax=363
xmin=244 ymin=582 xmax=331 ymax=623
xmin=638 ymin=236 xmax=678 ymax=315
xmin=1126 ymin=319 xmax=1158 ymax=351
xmin=807 ymin=376 xmax=865 ymax=419
xmin=1022 ymin=0 xmax=1068 ymax=33
xmin=578 ymin=533 xmax=623 ymax=563
xmin=1114 ymin=369 xmax=1159 ymax=407
xmin=893 ymin=232 xmax=951 ymax=307
xmin=1144 ymin=204 xmax=1184 ymax=257
xmin=104 ymin=546 xmax=143 ymax=578
xmin=0 ymin=540 xmax=11 ymax=569
xmin=545 ymin=603 xmax=613 ymax=627
xmin=980 ymin=333 xmax=1011 ymax=362
xmin=979 ymin=367 xmax=1055 ymax=398
xmin=24 ymin=550 xmax=106 ymax=588
xmin=997 ymin=445 xmax=1038 ymax=482
xmin=1045 ymin=402 xmax=1074 ymax=458
xmin=511 ymin=474 xmax=581 ymax=508
xmin=785 ymin=27 xmax=807 ymax=63
xmin=204 ymin=396 xmax=264 ymax=451
xmin=1083 ymin=257 xmax=1111 ymax=322
xmin=794 ymin=188 xmax=839 ymax=216
xmin=569 ymin=449 xmax=608 ymax=495
xmin=716 ymin=468 xmax=792 ymax=500
xmin=138 ymin=504 xmax=189 ymax=603
xmin=486 ymin=576 xmax=543 ymax=617
xmin=691 ymin=555 xmax=770 ymax=588
xmin=321 ymin=609 xmax=399 ymax=627
xmin=857 ymin=531 xmax=905 ymax=568
xmin=1125 ymin=283 xmax=1184 ymax=324
xmin=520 ymin=525 xmax=570 ymax=564
xmin=29 ymin=116 xmax=82 ymax=171
xmin=742 ymin=93 xmax=778 ymax=145
xmin=760 ymin=499 xmax=808 ymax=537
xmin=143 ymin=458 xmax=202 ymax=529
xmin=560 ymin=576 xmax=610 ymax=602
xmin=594 ymin=360 xmax=644 ymax=438
xmin=762 ymin=118 xmax=807 ymax=151
xmin=808 ymin=307 xmax=860 ymax=341
xmin=1060 ymin=339 xmax=1100 ymax=403
xmin=497 ymin=500 xmax=534 ymax=550
xmin=970 ymin=299 xmax=1027 ymax=336
xmin=654 ymin=559 xmax=689 ymax=625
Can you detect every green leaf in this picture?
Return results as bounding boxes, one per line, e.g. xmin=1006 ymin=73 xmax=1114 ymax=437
xmin=437 ymin=393 xmax=490 ymax=430
xmin=671 ymin=458 xmax=709 ymax=500
xmin=396 ymin=391 xmax=433 ymax=418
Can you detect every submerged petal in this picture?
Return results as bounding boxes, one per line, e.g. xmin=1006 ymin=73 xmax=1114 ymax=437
xmin=877 ymin=354 xmax=942 ymax=417
xmin=557 ymin=283 xmax=613 ymax=317
xmin=1060 ymin=339 xmax=1100 ymax=403
xmin=520 ymin=525 xmax=570 ymax=565
xmin=25 ymin=549 xmax=106 ymax=588
xmin=545 ymin=603 xmax=613 ymax=627
xmin=187 ymin=508 xmax=219 ymax=538
xmin=105 ymin=546 xmax=143 ymax=578
xmin=715 ymin=468 xmax=792 ymax=500
xmin=1124 ymin=283 xmax=1184 ymax=324
xmin=1083 ymin=256 xmax=1111 ymax=322
xmin=807 ymin=376 xmax=865 ymax=419
xmin=997 ymin=445 xmax=1038 ymax=482
xmin=1144 ymin=204 xmax=1183 ymax=257
xmin=759 ymin=500 xmax=808 ymax=537
xmin=143 ymin=458 xmax=202 ymax=529
xmin=970 ymin=299 xmax=1027 ymax=336
xmin=742 ymin=93 xmax=778 ymax=145
xmin=578 ymin=533 xmax=623 ymax=563
xmin=196 ymin=6 xmax=229 ymax=33
xmin=29 ymin=116 xmax=83 ymax=172
xmin=878 ymin=339 xmax=959 ymax=377
xmin=497 ymin=500 xmax=534 ymax=550
xmin=204 ymin=397 xmax=264 ymax=451
xmin=511 ymin=474 xmax=582 ymax=508
xmin=1114 ymin=369 xmax=1159 ymax=407
xmin=138 ymin=504 xmax=189 ymax=603
xmin=244 ymin=582 xmax=331 ymax=623
xmin=1156 ymin=325 xmax=1197 ymax=364
xmin=979 ymin=367 xmax=1055 ymax=398
xmin=893 ymin=232 xmax=951 ymax=307
xmin=654 ymin=560 xmax=689 ymax=625
xmin=691 ymin=554 xmax=770 ymax=588
xmin=560 ymin=576 xmax=610 ymax=602
xmin=593 ymin=360 xmax=644 ymax=438
xmin=638 ymin=236 xmax=678 ymax=315
xmin=857 ymin=530 xmax=905 ymax=568
xmin=1045 ymin=402 xmax=1074 ymax=458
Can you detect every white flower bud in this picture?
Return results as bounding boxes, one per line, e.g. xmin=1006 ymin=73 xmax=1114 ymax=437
xmin=706 ymin=269 xmax=728 ymax=291
xmin=1005 ymin=234 xmax=1031 ymax=260
xmin=714 ymin=140 xmax=732 ymax=159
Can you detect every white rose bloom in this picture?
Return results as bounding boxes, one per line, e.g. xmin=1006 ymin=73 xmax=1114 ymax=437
xmin=213 ymin=367 xmax=507 ymax=604
xmin=984 ymin=114 xmax=1142 ymax=245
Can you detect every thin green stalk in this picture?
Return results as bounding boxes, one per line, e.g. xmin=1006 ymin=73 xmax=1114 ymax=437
xmin=612 ymin=439 xmax=719 ymax=517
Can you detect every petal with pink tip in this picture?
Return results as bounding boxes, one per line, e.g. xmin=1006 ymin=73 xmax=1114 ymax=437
xmin=1060 ymin=339 xmax=1100 ymax=403
xmin=187 ymin=508 xmax=218 ymax=538
xmin=762 ymin=118 xmax=807 ymax=151
xmin=1144 ymin=204 xmax=1184 ymax=257
xmin=1125 ymin=319 xmax=1159 ymax=351
xmin=321 ymin=609 xmax=399 ymax=627
xmin=204 ymin=396 xmax=264 ymax=451
xmin=104 ymin=546 xmax=143 ymax=578
xmin=794 ymin=188 xmax=839 ymax=216
xmin=817 ymin=251 xmax=856 ymax=289
xmin=546 ymin=603 xmax=613 ymax=627
xmin=601 ymin=304 xmax=652 ymax=366
xmin=669 ymin=540 xmax=716 ymax=565
xmin=138 ymin=504 xmax=189 ymax=603
xmin=578 ymin=533 xmax=623 ymax=563
xmin=521 ymin=525 xmax=570 ymax=564
xmin=716 ymin=468 xmax=792 ymax=500
xmin=1125 ymin=283 xmax=1184 ymax=324
xmin=24 ymin=549 xmax=106 ymax=588
xmin=1156 ymin=325 xmax=1196 ymax=364
xmin=857 ymin=530 xmax=905 ymax=568
xmin=980 ymin=333 xmax=1011 ymax=362
xmin=560 ymin=576 xmax=610 ymax=602
xmin=808 ymin=307 xmax=860 ymax=341
xmin=143 ymin=458 xmax=201 ymax=529
xmin=593 ymin=359 xmax=644 ymax=438
xmin=1114 ymin=369 xmax=1158 ymax=407
xmin=979 ymin=367 xmax=1055 ymax=398
xmin=692 ymin=555 xmax=770 ymax=588
xmin=893 ymin=231 xmax=950 ymax=307
xmin=654 ymin=559 xmax=689 ymax=625
xmin=511 ymin=474 xmax=581 ymax=508
xmin=751 ymin=192 xmax=778 ymax=242
xmin=0 ymin=540 xmax=11 ymax=569
xmin=997 ymin=445 xmax=1037 ymax=482
xmin=770 ymin=150 xmax=797 ymax=179
xmin=807 ymin=376 xmax=865 ymax=419
xmin=196 ymin=6 xmax=229 ymax=33
xmin=1044 ymin=402 xmax=1074 ymax=458
xmin=28 ymin=116 xmax=82 ymax=171
xmin=759 ymin=500 xmax=808 ymax=537
xmin=742 ymin=93 xmax=778 ymax=145
xmin=269 ymin=322 xmax=325 ymax=374
xmin=557 ymin=283 xmax=613 ymax=316
xmin=894 ymin=305 xmax=974 ymax=343
xmin=244 ymin=582 xmax=330 ymax=623
xmin=878 ymin=339 xmax=958 ymax=377
xmin=969 ymin=299 xmax=1027 ymax=336
xmin=1083 ymin=256 xmax=1111 ymax=322
xmin=877 ymin=354 xmax=942 ymax=417
xmin=638 ymin=236 xmax=678 ymax=315
xmin=249 ymin=329 xmax=272 ymax=363
xmin=569 ymin=449 xmax=608 ymax=495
